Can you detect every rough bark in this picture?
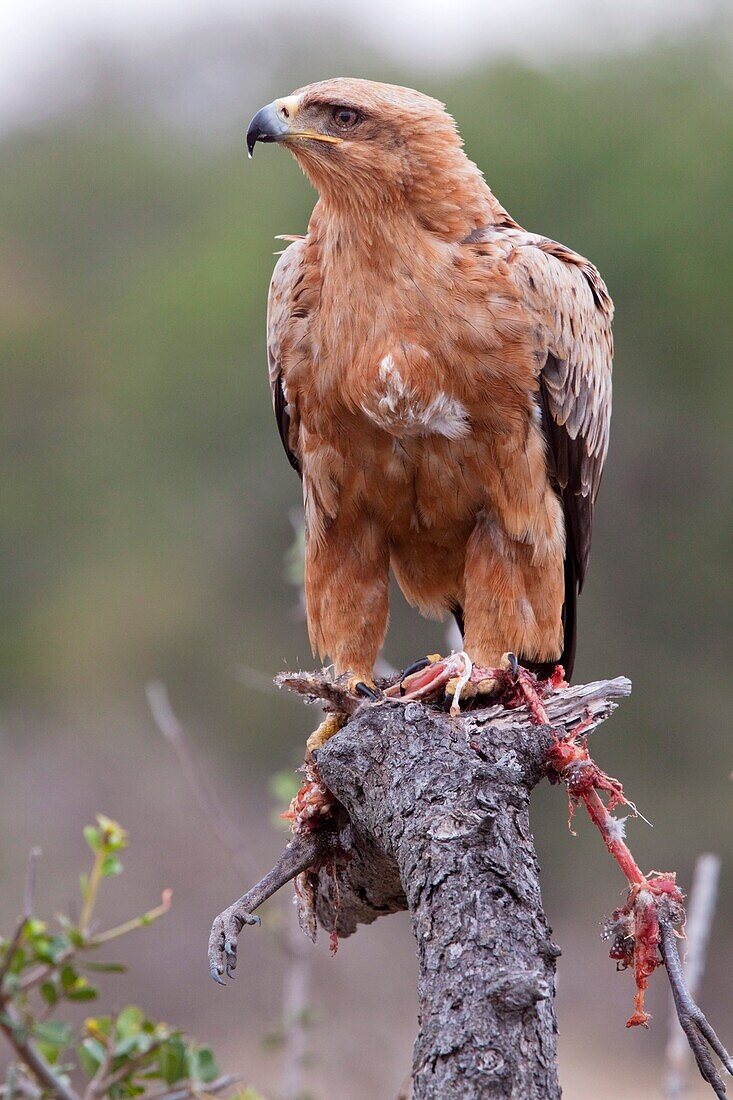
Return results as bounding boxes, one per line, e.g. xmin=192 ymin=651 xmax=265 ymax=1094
xmin=306 ymin=678 xmax=631 ymax=1099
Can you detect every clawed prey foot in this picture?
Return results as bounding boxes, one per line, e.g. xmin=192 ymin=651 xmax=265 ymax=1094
xmin=208 ymin=830 xmax=332 ymax=985
xmin=209 ymin=903 xmax=261 ymax=985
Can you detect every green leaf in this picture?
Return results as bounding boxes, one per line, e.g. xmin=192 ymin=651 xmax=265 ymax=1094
xmin=33 ymin=1021 xmax=75 ymax=1050
xmin=41 ymin=981 xmax=58 ymax=1006
xmin=158 ymin=1037 xmax=187 ymax=1085
xmin=190 ymin=1046 xmax=218 ymax=1084
xmin=68 ymin=985 xmax=98 ymax=1002
xmin=78 ymin=1037 xmax=106 ymax=1076
xmin=33 ymin=939 xmax=58 ymax=964
xmin=82 ymin=961 xmax=127 ymax=973
xmin=114 ymin=1024 xmax=158 ymax=1059
xmin=115 ymin=1006 xmax=144 ymax=1039
xmin=60 ymin=964 xmax=78 ymax=991
xmin=3 ymin=946 xmax=26 ymax=976
xmin=37 ymin=1042 xmax=61 ymax=1065
xmin=100 ymin=854 xmax=123 ymax=878
xmin=83 ymin=826 xmax=102 ymax=853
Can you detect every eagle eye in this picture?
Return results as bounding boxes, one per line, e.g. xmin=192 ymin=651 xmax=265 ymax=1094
xmin=331 ymin=106 xmax=361 ymax=131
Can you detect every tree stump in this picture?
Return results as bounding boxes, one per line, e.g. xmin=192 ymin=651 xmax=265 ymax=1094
xmin=210 ymin=676 xmax=633 ymax=1099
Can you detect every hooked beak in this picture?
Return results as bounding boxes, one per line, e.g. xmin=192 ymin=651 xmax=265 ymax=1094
xmin=247 ymin=96 xmax=344 ymax=159
xmin=246 ymin=102 xmax=291 ymax=158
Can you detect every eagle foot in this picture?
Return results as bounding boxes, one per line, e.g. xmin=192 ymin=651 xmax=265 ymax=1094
xmin=306 ymin=711 xmax=346 ymax=753
xmin=345 ymin=674 xmax=379 ymax=699
xmin=352 ymin=682 xmax=378 ymax=699
xmin=398 ymin=653 xmax=444 ymax=695
xmin=384 ymin=652 xmax=473 ymax=715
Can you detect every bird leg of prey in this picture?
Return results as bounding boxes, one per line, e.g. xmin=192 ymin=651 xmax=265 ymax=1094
xmin=208 ymin=827 xmax=337 ymax=984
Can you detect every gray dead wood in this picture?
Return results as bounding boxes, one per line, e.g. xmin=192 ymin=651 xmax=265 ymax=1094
xmin=299 ymin=676 xmax=629 ymax=1099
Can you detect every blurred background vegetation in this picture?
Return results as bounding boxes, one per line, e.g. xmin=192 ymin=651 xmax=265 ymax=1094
xmin=1 ymin=3 xmax=732 ymax=1096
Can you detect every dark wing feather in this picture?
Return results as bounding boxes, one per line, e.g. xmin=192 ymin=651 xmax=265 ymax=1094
xmin=476 ymin=228 xmax=613 ymax=674
xmin=539 ymin=353 xmax=595 ymax=589
xmin=272 ymin=365 xmax=300 ymax=474
xmin=266 ymin=239 xmax=306 ymax=477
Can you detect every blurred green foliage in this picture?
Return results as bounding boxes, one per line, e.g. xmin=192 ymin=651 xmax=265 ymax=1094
xmin=0 ymin=818 xmax=252 ymax=1099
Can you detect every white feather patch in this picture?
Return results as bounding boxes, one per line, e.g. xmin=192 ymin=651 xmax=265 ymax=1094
xmin=363 ymin=352 xmax=470 ymax=439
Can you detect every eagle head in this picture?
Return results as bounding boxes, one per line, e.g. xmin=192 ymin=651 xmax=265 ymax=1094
xmin=246 ymin=77 xmax=487 ymax=230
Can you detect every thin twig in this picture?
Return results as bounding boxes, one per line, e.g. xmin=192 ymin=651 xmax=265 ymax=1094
xmin=15 ymin=891 xmax=171 ymax=997
xmin=0 ymin=849 xmax=80 ymax=1100
xmin=1 ymin=1066 xmax=40 ymax=1099
xmin=81 ymin=1042 xmax=115 ymax=1100
xmin=92 ymin=889 xmax=172 ymax=945
xmin=90 ymin=1040 xmax=164 ymax=1097
xmin=138 ymin=1073 xmax=241 ymax=1100
xmin=660 ymin=910 xmax=733 ymax=1099
xmin=22 ymin=851 xmax=41 ymax=921
xmin=280 ymin=901 xmax=311 ymax=1100
xmin=16 ymin=950 xmax=75 ymax=996
xmin=145 ymin=681 xmax=255 ymax=881
xmin=0 ymin=1007 xmax=81 ymax=1100
xmin=663 ymin=854 xmax=724 ymax=1098
xmin=0 ymin=850 xmax=42 ymax=992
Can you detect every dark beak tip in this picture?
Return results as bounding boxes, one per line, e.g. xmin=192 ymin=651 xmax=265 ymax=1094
xmin=246 ymin=102 xmax=289 ymax=160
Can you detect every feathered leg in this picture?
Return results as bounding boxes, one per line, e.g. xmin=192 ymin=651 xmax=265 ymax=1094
xmin=305 ymin=511 xmax=390 ymax=690
xmin=462 ymin=509 xmax=564 ymax=667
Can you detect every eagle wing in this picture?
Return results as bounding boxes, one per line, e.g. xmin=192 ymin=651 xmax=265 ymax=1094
xmin=470 ymin=227 xmax=613 ymax=672
xmin=266 ymin=237 xmax=307 ymax=476
xmin=487 ymin=230 xmax=613 ymax=588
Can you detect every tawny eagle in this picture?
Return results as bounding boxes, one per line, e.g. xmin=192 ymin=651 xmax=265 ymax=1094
xmin=247 ymin=78 xmax=612 ymax=693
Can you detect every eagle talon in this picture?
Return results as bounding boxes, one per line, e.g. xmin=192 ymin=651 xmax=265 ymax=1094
xmin=503 ymin=652 xmax=520 ymax=678
xmin=355 ymin=681 xmax=380 ymax=701
xmin=400 ymin=657 xmax=431 ymax=694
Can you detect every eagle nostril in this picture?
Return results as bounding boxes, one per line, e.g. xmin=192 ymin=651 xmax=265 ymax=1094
xmin=280 ymin=105 xmax=290 ymax=120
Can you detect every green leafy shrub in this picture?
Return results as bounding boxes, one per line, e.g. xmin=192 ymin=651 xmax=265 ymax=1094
xmin=0 ymin=816 xmax=265 ymax=1100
